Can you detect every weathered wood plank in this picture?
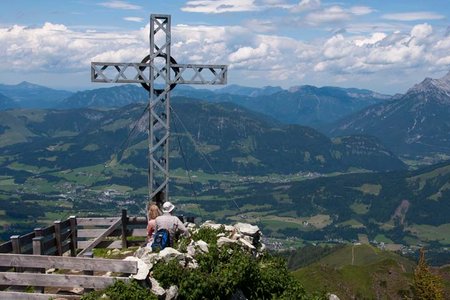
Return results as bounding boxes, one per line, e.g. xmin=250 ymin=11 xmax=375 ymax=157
xmin=18 ymin=232 xmax=35 ymax=246
xmin=0 ymin=241 xmax=12 ymax=253
xmin=0 ymin=272 xmax=128 ymax=289
xmin=61 ymin=241 xmax=72 ymax=254
xmin=77 ymin=217 xmax=119 ymax=226
xmin=128 ymin=217 xmax=147 ymax=225
xmin=0 ymin=291 xmax=81 ymax=300
xmin=131 ymin=228 xmax=147 ymax=237
xmin=41 ymin=225 xmax=55 ymax=236
xmin=77 ymin=240 xmax=122 ymax=249
xmin=69 ymin=216 xmax=77 ymax=257
xmin=42 ymin=238 xmax=56 ymax=251
xmin=77 ymin=218 xmax=122 ymax=257
xmin=60 ymin=218 xmax=72 ymax=230
xmin=78 ymin=229 xmax=120 ymax=238
xmin=0 ymin=254 xmax=137 ymax=273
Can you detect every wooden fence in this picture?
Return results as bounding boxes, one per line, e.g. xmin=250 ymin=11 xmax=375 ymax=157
xmin=0 ymin=210 xmax=150 ymax=298
xmin=0 ymin=253 xmax=137 ymax=299
xmin=0 ymin=209 xmax=148 ymax=257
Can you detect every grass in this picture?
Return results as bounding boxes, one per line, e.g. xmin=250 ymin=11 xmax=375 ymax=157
xmin=374 ymin=234 xmax=394 ymax=244
xmin=338 ymin=219 xmax=365 ymax=228
xmin=353 ymin=183 xmax=382 ymax=196
xmin=291 ymin=244 xmax=417 ymax=299
xmin=406 ymin=224 xmax=450 ymax=245
xmin=350 ymin=202 xmax=370 ymax=215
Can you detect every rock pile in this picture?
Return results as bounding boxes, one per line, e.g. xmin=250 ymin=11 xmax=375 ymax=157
xmin=126 ymin=220 xmax=265 ymax=299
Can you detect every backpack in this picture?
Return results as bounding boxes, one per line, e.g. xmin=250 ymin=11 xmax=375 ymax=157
xmin=151 ymin=228 xmax=170 ymax=251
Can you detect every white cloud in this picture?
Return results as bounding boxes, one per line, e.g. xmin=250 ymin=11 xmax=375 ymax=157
xmin=98 ymin=1 xmax=141 ymax=10
xmin=123 ymin=17 xmax=144 ymax=23
xmin=349 ymin=6 xmax=374 ymax=16
xmin=382 ymin=12 xmax=445 ymax=21
xmin=181 ymin=0 xmax=258 ymax=14
xmin=1 ymin=20 xmax=450 ymax=93
xmin=305 ymin=5 xmax=350 ymax=25
xmin=291 ymin=0 xmax=321 ymax=13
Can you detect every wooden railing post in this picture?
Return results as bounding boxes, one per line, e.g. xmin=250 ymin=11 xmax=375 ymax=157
xmin=54 ymin=221 xmax=63 ymax=256
xmin=10 ymin=235 xmax=22 ymax=272
xmin=34 ymin=228 xmax=43 ymax=238
xmin=10 ymin=235 xmax=21 ymax=254
xmin=32 ymin=236 xmax=45 ymax=292
xmin=69 ymin=216 xmax=77 ymax=257
xmin=32 ymin=237 xmax=44 ymax=255
xmin=121 ymin=209 xmax=128 ymax=249
xmin=83 ymin=251 xmax=94 ymax=293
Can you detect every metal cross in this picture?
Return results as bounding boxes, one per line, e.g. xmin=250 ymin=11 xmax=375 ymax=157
xmin=91 ymin=14 xmax=227 ymax=205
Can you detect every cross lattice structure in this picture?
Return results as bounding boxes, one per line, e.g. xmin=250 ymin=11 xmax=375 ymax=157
xmin=91 ymin=14 xmax=227 ymax=205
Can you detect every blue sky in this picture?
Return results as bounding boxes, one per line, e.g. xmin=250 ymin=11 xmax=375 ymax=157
xmin=0 ymin=0 xmax=449 ymax=94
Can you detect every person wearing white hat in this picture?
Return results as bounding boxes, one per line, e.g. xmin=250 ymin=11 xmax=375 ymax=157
xmin=154 ymin=201 xmax=190 ymax=247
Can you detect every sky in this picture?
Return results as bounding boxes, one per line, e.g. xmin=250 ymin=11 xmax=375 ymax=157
xmin=0 ymin=0 xmax=449 ymax=94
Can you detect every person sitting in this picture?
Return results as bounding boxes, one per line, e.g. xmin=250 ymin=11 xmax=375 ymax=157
xmin=154 ymin=201 xmax=190 ymax=248
xmin=146 ymin=204 xmax=160 ymax=243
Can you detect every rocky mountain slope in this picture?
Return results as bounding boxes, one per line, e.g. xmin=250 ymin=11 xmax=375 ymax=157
xmin=328 ymin=72 xmax=450 ymax=157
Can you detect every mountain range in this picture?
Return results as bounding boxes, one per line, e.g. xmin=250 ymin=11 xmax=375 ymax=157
xmin=2 ymin=73 xmax=450 ymax=162
xmin=328 ymin=72 xmax=450 ymax=158
xmin=0 ymin=99 xmax=404 ymax=176
xmin=0 ymin=81 xmax=73 ymax=108
xmin=0 ymin=81 xmax=389 ymax=129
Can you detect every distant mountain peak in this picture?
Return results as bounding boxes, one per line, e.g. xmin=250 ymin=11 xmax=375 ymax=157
xmin=407 ymin=71 xmax=450 ymax=95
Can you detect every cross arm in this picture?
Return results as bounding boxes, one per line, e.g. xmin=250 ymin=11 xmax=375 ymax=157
xmin=171 ymin=64 xmax=227 ymax=85
xmin=91 ymin=62 xmax=150 ymax=83
xmin=91 ymin=62 xmax=227 ymax=85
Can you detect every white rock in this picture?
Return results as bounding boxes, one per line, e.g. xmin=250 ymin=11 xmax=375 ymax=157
xmin=187 ymin=223 xmax=197 ymax=230
xmin=186 ymin=244 xmax=196 ymax=257
xmin=159 ymin=247 xmax=185 ymax=263
xmin=217 ymin=233 xmax=226 ymax=238
xmin=238 ymin=238 xmax=256 ymax=250
xmin=46 ymin=268 xmax=56 ymax=274
xmin=124 ymin=256 xmax=150 ymax=280
xmin=150 ymin=277 xmax=166 ymax=297
xmin=201 ymin=221 xmax=223 ymax=230
xmin=187 ymin=260 xmax=199 ymax=269
xmin=259 ymin=243 xmax=266 ymax=252
xmin=224 ymin=225 xmax=235 ymax=232
xmin=231 ymin=233 xmax=242 ymax=240
xmin=217 ymin=237 xmax=237 ymax=248
xmin=328 ymin=294 xmax=340 ymax=300
xmin=242 ymin=235 xmax=255 ymax=245
xmin=234 ymin=223 xmax=260 ymax=236
xmin=112 ymin=248 xmax=120 ymax=254
xmin=166 ymin=285 xmax=179 ymax=300
xmin=102 ymin=271 xmax=112 ymax=277
xmin=196 ymin=240 xmax=209 ymax=253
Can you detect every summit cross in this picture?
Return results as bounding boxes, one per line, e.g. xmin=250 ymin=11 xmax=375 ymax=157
xmin=91 ymin=14 xmax=227 ymax=205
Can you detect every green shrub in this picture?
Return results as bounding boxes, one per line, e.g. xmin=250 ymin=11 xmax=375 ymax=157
xmin=81 ymin=280 xmax=157 ymax=300
xmin=152 ymin=244 xmax=325 ymax=300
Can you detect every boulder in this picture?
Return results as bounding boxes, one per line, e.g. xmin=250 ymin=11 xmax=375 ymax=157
xmin=201 ymin=220 xmax=223 ymax=230
xmin=234 ymin=223 xmax=260 ymax=237
xmin=159 ymin=247 xmax=185 ymax=263
xmin=238 ymin=238 xmax=256 ymax=251
xmin=123 ymin=257 xmax=149 ymax=280
xmin=328 ymin=294 xmax=340 ymax=300
xmin=150 ymin=277 xmax=166 ymax=297
xmin=217 ymin=237 xmax=237 ymax=248
xmin=165 ymin=285 xmax=179 ymax=300
xmin=196 ymin=240 xmax=209 ymax=253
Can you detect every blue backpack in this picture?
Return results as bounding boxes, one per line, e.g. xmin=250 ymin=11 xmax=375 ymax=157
xmin=151 ymin=228 xmax=170 ymax=251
